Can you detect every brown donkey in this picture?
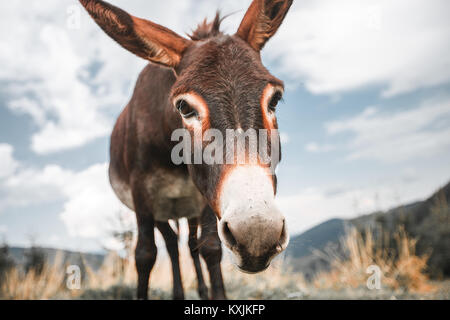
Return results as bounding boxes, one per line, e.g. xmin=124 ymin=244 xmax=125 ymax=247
xmin=80 ymin=0 xmax=292 ymax=299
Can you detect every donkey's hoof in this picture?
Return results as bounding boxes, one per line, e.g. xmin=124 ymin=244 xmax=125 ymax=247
xmin=199 ymin=286 xmax=209 ymax=300
xmin=173 ymin=291 xmax=185 ymax=300
xmin=211 ymin=293 xmax=227 ymax=300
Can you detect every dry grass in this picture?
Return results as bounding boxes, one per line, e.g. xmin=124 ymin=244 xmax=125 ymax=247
xmin=0 ymin=245 xmax=305 ymax=300
xmin=0 ymin=253 xmax=72 ymax=300
xmin=81 ymin=246 xmax=306 ymax=300
xmin=0 ymin=226 xmax=444 ymax=300
xmin=313 ymin=227 xmax=435 ymax=293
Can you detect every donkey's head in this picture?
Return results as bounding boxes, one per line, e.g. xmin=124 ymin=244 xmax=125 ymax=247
xmin=81 ymin=0 xmax=292 ymax=273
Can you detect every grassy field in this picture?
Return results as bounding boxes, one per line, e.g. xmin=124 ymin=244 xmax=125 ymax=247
xmin=1 ymin=228 xmax=448 ymax=300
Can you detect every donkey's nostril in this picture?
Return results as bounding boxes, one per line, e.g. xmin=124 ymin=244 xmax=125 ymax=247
xmin=276 ymin=219 xmax=289 ymax=253
xmin=221 ymin=221 xmax=238 ymax=249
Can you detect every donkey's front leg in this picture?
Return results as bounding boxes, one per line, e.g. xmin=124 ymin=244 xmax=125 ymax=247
xmin=188 ymin=217 xmax=209 ymax=300
xmin=156 ymin=222 xmax=185 ymax=300
xmin=132 ymin=177 xmax=158 ymax=300
xmin=134 ymin=214 xmax=157 ymax=300
xmin=200 ymin=206 xmax=227 ymax=300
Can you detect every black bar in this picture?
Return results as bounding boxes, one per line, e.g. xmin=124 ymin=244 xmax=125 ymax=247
xmin=0 ymin=300 xmax=447 ymax=318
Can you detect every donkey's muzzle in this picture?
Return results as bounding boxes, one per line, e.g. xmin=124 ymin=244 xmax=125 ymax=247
xmin=216 ymin=165 xmax=289 ymax=273
xmin=218 ymin=210 xmax=289 ymax=273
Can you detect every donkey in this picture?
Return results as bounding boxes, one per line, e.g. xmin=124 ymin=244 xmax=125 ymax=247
xmin=80 ymin=0 xmax=292 ymax=300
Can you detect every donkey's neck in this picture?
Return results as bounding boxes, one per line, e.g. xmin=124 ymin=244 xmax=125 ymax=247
xmin=129 ymin=63 xmax=183 ymax=151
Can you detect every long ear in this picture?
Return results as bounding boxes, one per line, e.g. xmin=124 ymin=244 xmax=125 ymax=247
xmin=236 ymin=0 xmax=293 ymax=52
xmin=79 ymin=0 xmax=190 ymax=68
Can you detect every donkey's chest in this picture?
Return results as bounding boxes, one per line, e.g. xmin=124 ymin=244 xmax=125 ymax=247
xmin=144 ymin=169 xmax=205 ymax=221
xmin=111 ymin=164 xmax=205 ymax=221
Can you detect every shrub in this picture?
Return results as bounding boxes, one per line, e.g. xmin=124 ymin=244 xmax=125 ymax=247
xmin=313 ymin=227 xmax=434 ymax=293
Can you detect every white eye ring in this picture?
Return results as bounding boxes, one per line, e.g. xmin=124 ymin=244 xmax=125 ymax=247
xmin=175 ymin=99 xmax=198 ymax=118
xmin=268 ymin=90 xmax=283 ymax=113
xmin=261 ymin=84 xmax=284 ymax=126
xmin=172 ymin=92 xmax=209 ymax=130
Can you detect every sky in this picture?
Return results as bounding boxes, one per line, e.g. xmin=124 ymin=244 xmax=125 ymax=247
xmin=1 ymin=0 xmax=450 ymax=253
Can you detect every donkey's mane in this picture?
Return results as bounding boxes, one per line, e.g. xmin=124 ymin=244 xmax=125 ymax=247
xmin=188 ymin=12 xmax=225 ymax=41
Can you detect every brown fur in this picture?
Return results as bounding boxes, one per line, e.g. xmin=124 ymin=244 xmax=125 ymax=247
xmin=80 ymin=0 xmax=189 ymax=66
xmin=189 ymin=12 xmax=223 ymax=41
xmin=237 ymin=0 xmax=293 ymax=51
xmin=79 ymin=0 xmax=292 ymax=300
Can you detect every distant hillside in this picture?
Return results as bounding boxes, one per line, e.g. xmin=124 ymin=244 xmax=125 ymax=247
xmin=285 ymin=219 xmax=348 ymax=279
xmin=356 ymin=181 xmax=450 ymax=278
xmin=286 ymin=182 xmax=450 ymax=279
xmin=287 ymin=218 xmax=348 ymax=259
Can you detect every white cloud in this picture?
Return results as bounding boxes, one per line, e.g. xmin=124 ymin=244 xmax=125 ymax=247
xmin=7 ymin=98 xmax=47 ymax=126
xmin=0 ymin=0 xmax=248 ymax=155
xmin=1 ymin=161 xmax=134 ymax=250
xmin=326 ymin=97 xmax=450 ymax=162
xmin=276 ymin=173 xmax=448 ymax=235
xmin=305 ymin=142 xmax=335 ymax=153
xmin=0 ymin=144 xmax=18 ymax=179
xmin=0 ymin=1 xmax=125 ymax=154
xmin=277 ymin=187 xmax=366 ymax=234
xmin=2 ymin=165 xmax=73 ymax=209
xmin=280 ymin=132 xmax=290 ymax=144
xmin=266 ymin=0 xmax=450 ymax=96
xmin=60 ymin=163 xmax=133 ymax=240
xmin=2 ymin=1 xmax=450 ymax=155
xmin=0 ymin=144 xmax=132 ymax=249
xmin=0 ymin=158 xmax=175 ymax=250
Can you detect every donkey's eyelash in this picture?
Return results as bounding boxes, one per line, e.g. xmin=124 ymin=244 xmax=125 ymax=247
xmin=175 ymin=99 xmax=199 ymax=118
xmin=276 ymin=93 xmax=285 ymax=102
xmin=266 ymin=88 xmax=284 ymax=114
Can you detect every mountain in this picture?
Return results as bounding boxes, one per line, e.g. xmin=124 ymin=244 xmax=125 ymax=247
xmin=286 ymin=182 xmax=450 ymax=279
xmin=285 ymin=218 xmax=348 ymax=279
xmin=287 ymin=218 xmax=348 ymax=259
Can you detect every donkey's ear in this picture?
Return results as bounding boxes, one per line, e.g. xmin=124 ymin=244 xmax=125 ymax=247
xmin=80 ymin=0 xmax=190 ymax=68
xmin=236 ymin=0 xmax=293 ymax=52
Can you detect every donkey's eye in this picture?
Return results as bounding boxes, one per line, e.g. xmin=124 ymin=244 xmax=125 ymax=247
xmin=268 ymin=91 xmax=282 ymax=112
xmin=176 ymin=99 xmax=198 ymax=118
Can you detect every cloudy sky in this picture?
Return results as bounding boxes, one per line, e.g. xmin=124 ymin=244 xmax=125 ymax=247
xmin=1 ymin=0 xmax=450 ymax=252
